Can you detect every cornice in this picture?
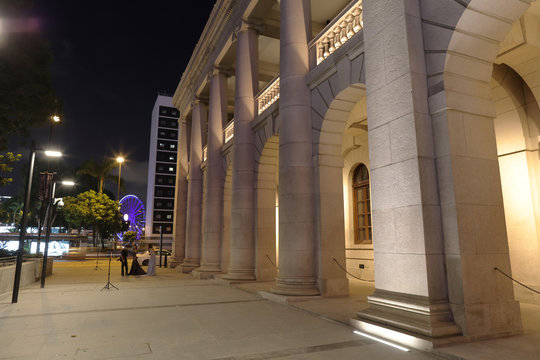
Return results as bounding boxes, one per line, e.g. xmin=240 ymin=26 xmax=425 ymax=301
xmin=173 ymin=0 xmax=251 ymax=115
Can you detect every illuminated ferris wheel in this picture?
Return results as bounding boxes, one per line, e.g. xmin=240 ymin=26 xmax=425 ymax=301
xmin=117 ymin=195 xmax=146 ymax=241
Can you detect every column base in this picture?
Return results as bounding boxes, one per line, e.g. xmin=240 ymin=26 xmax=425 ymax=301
xmin=168 ymin=257 xmax=184 ymax=269
xmin=353 ymin=289 xmax=461 ymax=340
xmin=177 ymin=258 xmax=199 ymax=273
xmin=221 ymin=268 xmax=256 ymax=281
xmin=271 ymin=277 xmax=320 ymax=296
xmin=192 ymin=264 xmax=222 ymax=279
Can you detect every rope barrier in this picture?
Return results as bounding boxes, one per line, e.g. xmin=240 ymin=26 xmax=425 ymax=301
xmin=332 ymin=258 xmax=374 ymax=282
xmin=494 ymin=267 xmax=540 ymax=295
xmin=266 ymin=254 xmax=279 ymax=270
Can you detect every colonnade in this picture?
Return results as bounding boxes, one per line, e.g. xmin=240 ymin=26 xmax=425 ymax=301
xmin=173 ymin=2 xmax=318 ymax=296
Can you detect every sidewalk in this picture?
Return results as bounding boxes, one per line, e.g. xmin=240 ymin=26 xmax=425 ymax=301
xmin=0 ymin=260 xmax=538 ymax=359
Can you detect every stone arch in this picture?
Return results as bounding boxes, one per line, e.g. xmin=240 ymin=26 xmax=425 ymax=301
xmin=492 ymin=63 xmax=540 ymax=303
xmin=311 ymin=63 xmax=366 ymax=295
xmin=221 ymin=154 xmax=233 ymax=273
xmin=432 ymin=0 xmax=537 ymax=336
xmin=255 ymin=135 xmax=279 ymax=281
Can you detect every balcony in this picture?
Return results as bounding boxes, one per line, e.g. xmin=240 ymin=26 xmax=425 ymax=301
xmin=311 ymin=0 xmax=363 ymax=65
xmin=257 ymin=75 xmax=280 ymax=116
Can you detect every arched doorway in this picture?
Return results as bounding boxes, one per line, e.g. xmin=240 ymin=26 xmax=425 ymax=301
xmin=431 ymin=0 xmax=540 ymax=337
xmin=492 ymin=64 xmax=540 ymax=303
xmin=222 ymin=161 xmax=232 ymax=274
xmin=255 ymin=135 xmax=279 ymax=281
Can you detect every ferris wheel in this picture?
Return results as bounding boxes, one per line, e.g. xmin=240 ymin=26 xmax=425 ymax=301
xmin=117 ymin=195 xmax=146 ymax=241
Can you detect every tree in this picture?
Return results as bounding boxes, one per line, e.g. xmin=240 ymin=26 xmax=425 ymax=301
xmin=0 ymin=152 xmax=22 ymax=186
xmin=122 ymin=231 xmax=138 ymax=244
xmin=76 ymin=159 xmax=124 ymax=194
xmin=61 ymin=190 xmax=123 ymax=247
xmin=0 ymin=2 xmax=59 ymax=149
xmin=0 ymin=1 xmax=60 ymax=186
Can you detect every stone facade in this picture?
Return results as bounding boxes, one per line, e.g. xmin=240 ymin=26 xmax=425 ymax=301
xmin=170 ymin=0 xmax=540 ymax=349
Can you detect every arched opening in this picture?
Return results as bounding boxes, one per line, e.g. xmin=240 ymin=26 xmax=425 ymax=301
xmin=435 ymin=0 xmax=540 ymax=336
xmin=221 ymin=162 xmax=232 ymax=273
xmin=314 ymin=82 xmax=369 ymax=295
xmin=255 ymin=135 xmax=279 ymax=281
xmin=492 ymin=63 xmax=540 ymax=303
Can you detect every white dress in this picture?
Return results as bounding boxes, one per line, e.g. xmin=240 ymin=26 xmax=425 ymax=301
xmin=147 ymin=248 xmax=156 ymax=276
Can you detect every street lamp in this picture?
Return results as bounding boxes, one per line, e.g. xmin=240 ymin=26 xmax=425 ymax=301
xmin=116 ymin=156 xmax=124 ymax=201
xmin=12 ymin=145 xmax=63 ymax=303
xmin=40 ymin=177 xmax=75 ymax=288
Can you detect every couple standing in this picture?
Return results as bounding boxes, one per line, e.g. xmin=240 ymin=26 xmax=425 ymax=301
xmin=119 ymin=244 xmax=156 ymax=276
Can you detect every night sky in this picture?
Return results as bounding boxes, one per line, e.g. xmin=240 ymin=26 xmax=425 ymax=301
xmin=4 ymin=0 xmax=215 ymax=200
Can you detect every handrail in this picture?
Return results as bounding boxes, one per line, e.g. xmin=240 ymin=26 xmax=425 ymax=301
xmin=256 ymin=75 xmax=280 ymax=115
xmin=309 ymin=0 xmax=363 ymax=65
xmin=224 ymin=120 xmax=235 ymax=143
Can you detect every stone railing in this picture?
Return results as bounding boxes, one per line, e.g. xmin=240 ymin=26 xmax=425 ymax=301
xmin=203 ymin=146 xmax=208 ymax=162
xmin=256 ymin=75 xmax=280 ymax=115
xmin=313 ymin=1 xmax=363 ymax=65
xmin=224 ymin=120 xmax=234 ymax=143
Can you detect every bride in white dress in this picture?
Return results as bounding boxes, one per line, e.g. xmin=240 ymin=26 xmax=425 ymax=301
xmin=146 ymin=244 xmax=156 ymax=276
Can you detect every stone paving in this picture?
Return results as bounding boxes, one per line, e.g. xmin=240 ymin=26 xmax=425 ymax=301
xmin=0 ymin=260 xmax=538 ymax=359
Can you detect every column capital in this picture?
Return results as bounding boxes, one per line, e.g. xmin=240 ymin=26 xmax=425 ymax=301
xmin=233 ymin=18 xmax=263 ymax=39
xmin=193 ymin=96 xmax=209 ymax=107
xmin=207 ymin=66 xmax=233 ymax=81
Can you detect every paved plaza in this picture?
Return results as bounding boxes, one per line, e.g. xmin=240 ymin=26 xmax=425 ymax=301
xmin=0 ymin=260 xmax=538 ymax=359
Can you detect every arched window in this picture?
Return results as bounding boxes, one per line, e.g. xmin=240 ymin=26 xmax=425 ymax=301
xmin=352 ymin=164 xmax=372 ymax=244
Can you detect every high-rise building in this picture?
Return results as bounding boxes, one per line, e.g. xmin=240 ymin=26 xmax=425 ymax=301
xmin=145 ymin=94 xmax=179 ymax=245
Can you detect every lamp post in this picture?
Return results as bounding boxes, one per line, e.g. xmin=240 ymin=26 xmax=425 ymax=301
xmin=40 ymin=178 xmax=75 ymax=288
xmin=116 ymin=156 xmax=124 ymax=201
xmin=12 ymin=146 xmax=62 ymax=303
xmin=36 ymin=115 xmax=62 ymax=255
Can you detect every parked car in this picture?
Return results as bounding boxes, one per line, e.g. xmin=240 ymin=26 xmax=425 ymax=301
xmin=137 ymin=249 xmax=172 ymax=266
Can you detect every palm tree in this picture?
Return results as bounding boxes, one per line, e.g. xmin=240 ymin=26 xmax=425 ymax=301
xmin=8 ymin=201 xmax=23 ymax=225
xmin=77 ymin=159 xmax=124 ymax=194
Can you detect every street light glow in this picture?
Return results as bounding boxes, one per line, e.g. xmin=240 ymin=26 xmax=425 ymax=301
xmin=116 ymin=156 xmax=124 ymax=163
xmin=61 ymin=180 xmax=75 ymax=186
xmin=44 ymin=150 xmax=62 ymax=157
xmin=123 ymin=214 xmax=129 ymax=221
xmin=51 ymin=115 xmax=61 ymax=123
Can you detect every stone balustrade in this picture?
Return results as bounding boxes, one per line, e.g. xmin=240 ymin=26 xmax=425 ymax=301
xmin=314 ymin=1 xmax=363 ymax=65
xmin=256 ymin=76 xmax=280 ymax=115
xmin=224 ymin=121 xmax=234 ymax=143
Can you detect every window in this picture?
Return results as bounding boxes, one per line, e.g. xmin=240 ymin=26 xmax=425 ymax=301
xmin=159 ymin=106 xmax=179 ymax=118
xmin=156 ymin=151 xmax=176 ymax=163
xmin=157 ymin=140 xmax=177 ymax=151
xmin=155 ymin=174 xmax=175 ymax=185
xmin=153 ymin=210 xmax=174 ymax=222
xmin=153 ymin=223 xmax=173 ymax=234
xmin=155 ymin=186 xmax=175 ymax=198
xmin=352 ymin=164 xmax=372 ymax=244
xmin=159 ymin=117 xmax=178 ymax=129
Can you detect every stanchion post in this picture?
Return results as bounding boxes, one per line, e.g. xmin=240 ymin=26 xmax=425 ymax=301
xmin=159 ymin=225 xmax=163 ymax=267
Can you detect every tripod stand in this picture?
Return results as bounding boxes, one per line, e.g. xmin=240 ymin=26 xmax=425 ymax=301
xmin=94 ymin=247 xmax=101 ymax=270
xmin=101 ymin=249 xmax=118 ymax=291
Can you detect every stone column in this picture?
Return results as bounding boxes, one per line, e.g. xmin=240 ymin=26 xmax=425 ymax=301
xmin=271 ymin=0 xmax=319 ymax=296
xmin=170 ymin=118 xmax=189 ymax=268
xmin=193 ymin=68 xmax=228 ymax=279
xmin=351 ymin=0 xmax=460 ymax=340
xmin=179 ymin=100 xmax=206 ymax=273
xmin=223 ymin=20 xmax=259 ymax=280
